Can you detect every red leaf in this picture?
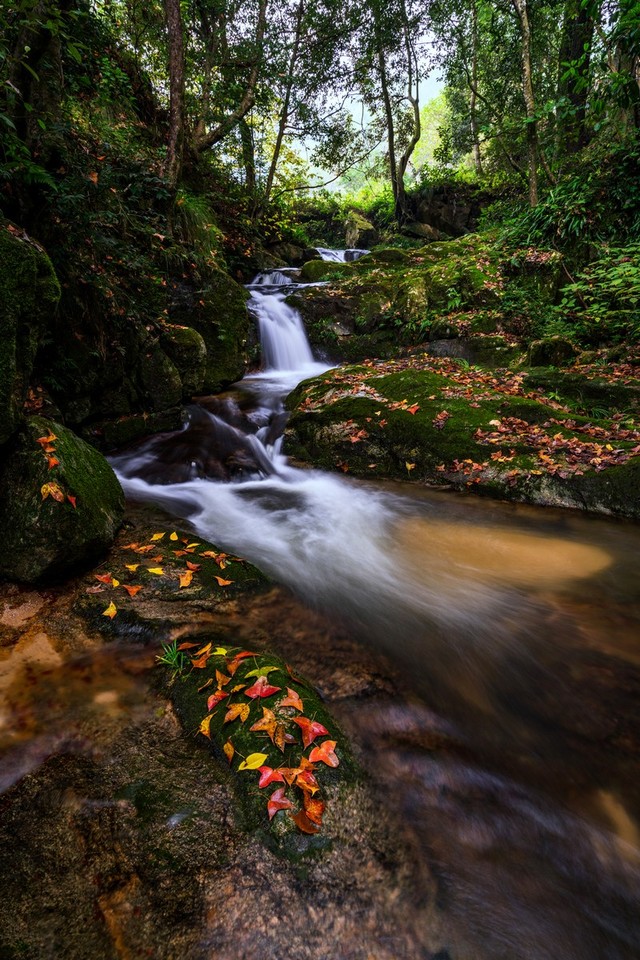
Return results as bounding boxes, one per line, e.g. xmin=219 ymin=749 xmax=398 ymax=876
xmin=245 ymin=675 xmax=282 ymax=699
xmin=291 ymin=809 xmax=320 ymax=834
xmin=279 ymin=687 xmax=304 ymax=712
xmin=66 ymin=494 xmax=77 ymax=509
xmin=293 ymin=716 xmax=329 ymax=749
xmin=47 ymin=456 xmax=60 ymax=470
xmin=207 ymin=690 xmax=229 ymax=711
xmin=267 ymin=787 xmax=293 ymax=820
xmin=258 ymin=766 xmax=286 ymax=788
xmin=308 ymin=739 xmax=339 ymax=767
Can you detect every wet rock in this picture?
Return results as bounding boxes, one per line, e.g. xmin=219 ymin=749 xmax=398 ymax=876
xmin=0 ymin=416 xmax=124 ymax=583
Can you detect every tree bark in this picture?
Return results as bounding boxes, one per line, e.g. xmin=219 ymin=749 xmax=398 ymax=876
xmin=511 ymin=0 xmax=538 ymax=206
xmin=557 ymin=0 xmax=595 ymax=152
xmin=470 ymin=0 xmax=483 ymax=174
xmin=163 ymin=0 xmax=185 ymax=189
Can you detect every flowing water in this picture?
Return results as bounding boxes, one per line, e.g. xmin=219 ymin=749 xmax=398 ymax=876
xmin=91 ymin=252 xmax=640 ymax=957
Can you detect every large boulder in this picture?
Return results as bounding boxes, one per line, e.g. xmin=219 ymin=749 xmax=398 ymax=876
xmin=0 ymin=417 xmax=125 ymax=583
xmin=0 ymin=225 xmax=61 ymax=445
xmin=344 ymin=211 xmax=379 ymax=249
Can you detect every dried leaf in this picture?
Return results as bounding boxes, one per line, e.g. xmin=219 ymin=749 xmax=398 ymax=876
xmin=170 ymin=531 xmax=179 ymax=541
xmin=179 ymin=569 xmax=193 ymax=588
xmin=215 ymin=669 xmax=231 ymax=687
xmin=102 ymin=601 xmax=117 ymax=619
xmin=36 ymin=433 xmax=57 ymax=446
xmin=47 ymin=456 xmax=60 ymax=470
xmin=186 ymin=561 xmax=201 ymax=571
xmin=214 ymin=576 xmax=233 ymax=586
xmin=223 ymin=740 xmax=235 ymax=763
xmin=178 ymin=641 xmax=200 ymax=650
xmin=296 ymin=769 xmax=320 ymax=795
xmin=147 ymin=567 xmax=164 ymax=575
xmin=303 ymin=794 xmax=325 ymax=825
xmin=238 ymin=752 xmax=268 ymax=771
xmin=40 ymin=482 xmax=65 ymax=502
xmin=199 ymin=715 xmax=213 ymax=739
xmin=150 ymin=532 xmax=165 ymax=541
xmin=224 ymin=703 xmax=250 ymax=724
xmin=268 ymin=787 xmax=293 ymax=820
xmin=125 ymin=564 xmax=140 ymax=572
xmin=308 ymin=740 xmax=339 ymax=767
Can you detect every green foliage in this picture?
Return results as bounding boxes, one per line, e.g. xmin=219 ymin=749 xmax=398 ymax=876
xmin=156 ymin=639 xmax=189 ymax=678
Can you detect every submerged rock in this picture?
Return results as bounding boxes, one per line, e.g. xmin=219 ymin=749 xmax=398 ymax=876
xmin=0 ymin=416 xmax=124 ymax=582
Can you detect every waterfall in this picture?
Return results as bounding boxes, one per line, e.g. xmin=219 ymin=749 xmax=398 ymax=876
xmin=315 ymin=247 xmax=369 ymax=263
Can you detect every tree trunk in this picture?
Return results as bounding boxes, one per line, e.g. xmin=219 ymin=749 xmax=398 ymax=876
xmin=512 ymin=0 xmax=538 ymax=206
xmin=239 ymin=118 xmax=256 ymax=194
xmin=470 ymin=0 xmax=483 ymax=174
xmin=557 ymin=0 xmax=595 ymax=152
xmin=163 ymin=0 xmax=185 ymax=189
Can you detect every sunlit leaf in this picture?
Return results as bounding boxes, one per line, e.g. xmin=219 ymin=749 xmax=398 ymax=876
xmin=125 ymin=563 xmax=139 ymax=572
xmin=179 ymin=569 xmax=193 ymax=588
xmin=291 ymin=809 xmax=320 ymax=834
xmin=199 ymin=715 xmax=213 ymax=739
xmin=147 ymin=567 xmax=164 ymax=575
xmin=244 ymin=665 xmax=279 ymax=678
xmin=238 ymin=752 xmax=268 ymax=770
xmin=150 ymin=532 xmax=165 ymax=541
xmin=170 ymin=531 xmax=179 ymax=541
xmin=102 ymin=601 xmax=117 ymax=619
xmin=122 ymin=584 xmax=142 ymax=597
xmin=195 ymin=642 xmax=212 ymax=656
xmin=47 ymin=456 xmax=60 ymax=470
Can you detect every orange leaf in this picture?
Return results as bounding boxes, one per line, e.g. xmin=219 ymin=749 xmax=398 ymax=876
xmin=177 ymin=641 xmax=199 ymax=650
xmin=88 ymin=171 xmax=99 ymax=184
xmin=279 ymin=687 xmax=304 ymax=712
xmin=223 ymin=740 xmax=235 ymax=763
xmin=224 ymin=702 xmax=250 ymax=724
xmin=291 ymin=809 xmax=320 ymax=834
xmin=406 ymin=403 xmax=420 ymax=415
xmin=214 ymin=576 xmax=233 ymax=586
xmin=66 ymin=494 xmax=77 ymax=509
xmin=303 ymin=794 xmax=325 ymax=825
xmin=308 ymin=740 xmax=339 ymax=767
xmin=296 ymin=769 xmax=320 ymax=795
xmin=179 ymin=569 xmax=193 ymax=588
xmin=95 ymin=573 xmax=113 ymax=584
xmin=40 ymin=482 xmax=65 ymax=502
xmin=186 ymin=561 xmax=201 ymax=571
xmin=102 ymin=601 xmax=117 ymax=619
xmin=47 ymin=456 xmax=60 ymax=470
xmin=216 ymin=669 xmax=231 ymax=687
xmin=36 ymin=433 xmax=57 ymax=446
xmin=121 ymin=584 xmax=142 ymax=597
xmin=268 ymin=787 xmax=293 ymax=820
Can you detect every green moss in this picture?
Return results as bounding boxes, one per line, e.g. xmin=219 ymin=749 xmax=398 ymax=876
xmin=0 ymin=226 xmax=61 ymax=445
xmin=0 ymin=416 xmax=124 ymax=582
xmin=161 ymin=324 xmax=207 ymax=396
xmin=299 ymin=260 xmax=351 ymax=283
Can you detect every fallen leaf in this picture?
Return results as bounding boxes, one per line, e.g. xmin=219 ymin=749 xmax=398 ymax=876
xmin=206 ymin=690 xmax=229 ymax=711
xmin=245 ymin=676 xmax=282 ymax=699
xmin=40 ymin=482 xmax=65 ymax=502
xmin=179 ymin=570 xmax=193 ymax=588
xmin=406 ymin=403 xmax=420 ymax=415
xmin=147 ymin=567 xmax=164 ymax=575
xmin=121 ymin=584 xmax=142 ymax=597
xmin=102 ymin=601 xmax=117 ymax=619
xmin=308 ymin=739 xmax=339 ymax=767
xmin=186 ymin=542 xmax=200 ymax=549
xmin=244 ymin=665 xmax=279 ymax=678
xmin=95 ymin=573 xmax=113 ymax=584
xmin=268 ymin=787 xmax=293 ymax=820
xmin=293 ymin=717 xmax=329 ymax=749
xmin=186 ymin=561 xmax=201 ymax=571
xmin=405 ymin=461 xmax=416 ymax=472
xmin=170 ymin=531 xmax=179 ymax=541
xmin=36 ymin=433 xmax=57 ymax=446
xmin=47 ymin=456 xmax=60 ymax=470
xmin=151 ymin=532 xmax=165 ymax=541
xmin=238 ymin=752 xmax=268 ymax=771
xmin=291 ymin=809 xmax=320 ymax=834
xmin=125 ymin=564 xmax=140 ymax=572
xmin=303 ymin=794 xmax=325 ymax=825
xmin=214 ymin=576 xmax=233 ymax=586
xmin=177 ymin=641 xmax=200 ymax=650
xmin=224 ymin=702 xmax=250 ymax=723
xmin=199 ymin=715 xmax=213 ymax=739
xmin=197 ymin=678 xmax=213 ymax=692
xmin=135 ymin=545 xmax=155 ymax=554
xmin=223 ymin=740 xmax=235 ymax=763
xmin=279 ymin=688 xmax=304 ymax=711
xmin=296 ymin=768 xmax=320 ymax=795
xmin=66 ymin=494 xmax=77 ymax=509
xmin=195 ymin=643 xmax=212 ymax=656
xmin=258 ymin=766 xmax=286 ymax=788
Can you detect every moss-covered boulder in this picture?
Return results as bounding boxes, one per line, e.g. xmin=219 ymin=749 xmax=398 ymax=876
xmin=344 ymin=211 xmax=379 ymax=249
xmin=284 ymin=357 xmax=640 ymax=519
xmin=161 ymin=324 xmax=207 ymax=397
xmin=0 ymin=416 xmax=124 ymax=582
xmin=0 ymin=225 xmax=61 ymax=445
xmin=138 ymin=343 xmax=183 ymax=410
xmin=528 ymin=337 xmax=577 ymax=367
xmin=170 ymin=267 xmax=251 ymax=392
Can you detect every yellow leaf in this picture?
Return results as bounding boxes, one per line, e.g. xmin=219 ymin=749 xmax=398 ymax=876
xmin=405 ymin=462 xmax=416 ymax=472
xmin=179 ymin=569 xmax=193 ymax=588
xmin=170 ymin=531 xmax=179 ymax=541
xmin=244 ymin=665 xmax=279 ymax=678
xmin=195 ymin=642 xmax=212 ymax=656
xmin=147 ymin=567 xmax=164 ymax=575
xmin=40 ymin=482 xmax=65 ymax=503
xmin=238 ymin=752 xmax=268 ymax=771
xmin=186 ymin=542 xmax=200 ymax=549
xmin=125 ymin=563 xmax=139 ymax=572
xmin=151 ymin=532 xmax=165 ymax=541
xmin=199 ymin=715 xmax=213 ymax=739
xmin=111 ymin=578 xmax=120 ymax=587
xmin=102 ymin=601 xmax=117 ymax=619
xmin=213 ymin=646 xmax=228 ymax=656
xmin=223 ymin=740 xmax=235 ymax=763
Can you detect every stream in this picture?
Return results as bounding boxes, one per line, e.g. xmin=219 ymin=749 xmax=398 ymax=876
xmin=2 ymin=251 xmax=639 ymax=959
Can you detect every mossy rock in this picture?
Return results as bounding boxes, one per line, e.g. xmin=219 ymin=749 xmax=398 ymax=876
xmin=85 ymin=407 xmax=184 ymax=452
xmin=171 ymin=267 xmax=251 ymax=392
xmin=138 ymin=343 xmax=183 ymax=410
xmin=284 ymin=360 xmax=640 ymax=518
xmin=0 ymin=416 xmax=124 ymax=582
xmin=162 ymin=641 xmax=357 ymax=858
xmin=161 ymin=324 xmax=207 ymax=397
xmin=299 ymin=259 xmax=351 ymax=283
xmin=528 ymin=337 xmax=577 ymax=367
xmin=0 ymin=225 xmax=61 ymax=445
xmin=344 ymin=211 xmax=378 ymax=249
